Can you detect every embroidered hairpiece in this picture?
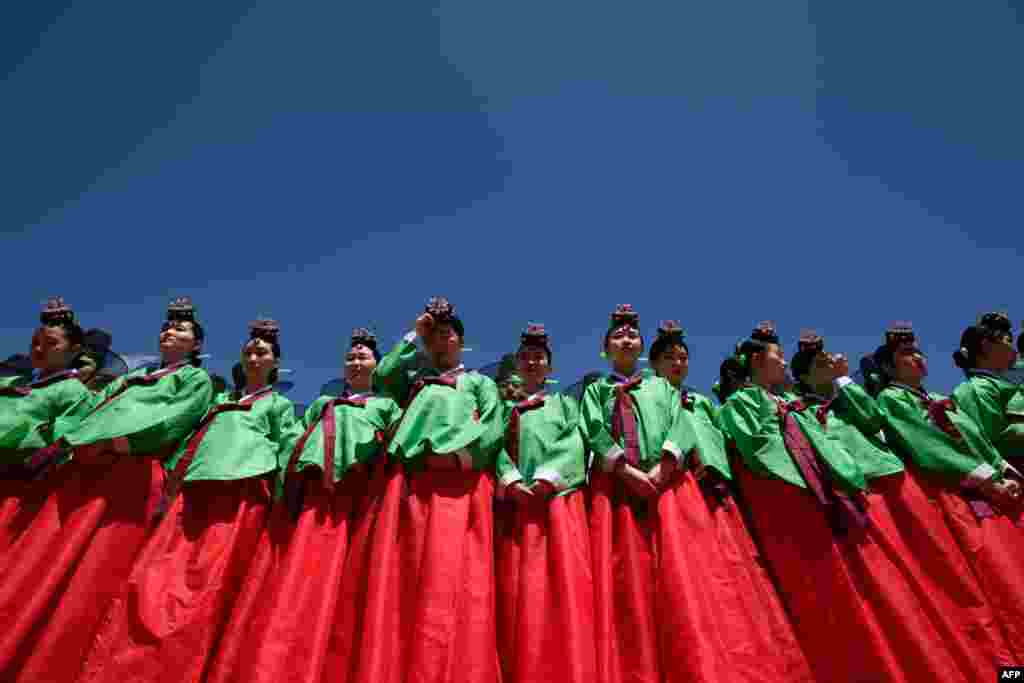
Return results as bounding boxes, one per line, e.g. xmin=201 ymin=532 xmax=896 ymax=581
xmin=350 ymin=327 xmax=377 ymax=350
xmin=656 ymin=320 xmax=685 ymax=342
xmin=978 ymin=311 xmax=1012 ymax=334
xmin=798 ymin=328 xmax=824 ymax=353
xmin=40 ymin=297 xmax=74 ymax=326
xmin=425 ymin=297 xmax=457 ymax=323
xmin=885 ymin=320 xmax=915 ymax=348
xmin=249 ymin=318 xmax=280 ymax=343
xmin=751 ymin=320 xmax=779 ymax=344
xmin=608 ymin=304 xmax=640 ymax=331
xmin=167 ymin=297 xmax=196 ymax=322
xmin=520 ymin=323 xmax=550 ymax=348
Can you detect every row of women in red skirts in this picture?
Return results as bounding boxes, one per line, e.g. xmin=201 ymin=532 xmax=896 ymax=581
xmin=3 ymin=307 xmax=1024 ymax=683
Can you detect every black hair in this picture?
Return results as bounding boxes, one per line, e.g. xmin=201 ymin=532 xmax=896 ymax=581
xmin=952 ymin=315 xmax=1014 ymax=373
xmin=1019 ymin=331 xmax=1024 ymax=356
xmin=190 ymin=320 xmax=206 ymax=367
xmin=717 ymin=337 xmax=774 ymax=401
xmin=860 ymin=347 xmax=891 ymax=398
xmin=789 ymin=346 xmax=821 ymax=396
xmin=649 ymin=336 xmax=688 ymax=364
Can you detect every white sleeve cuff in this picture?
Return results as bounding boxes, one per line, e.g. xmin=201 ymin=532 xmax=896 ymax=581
xmin=662 ymin=439 xmax=683 ymax=464
xmin=601 ymin=445 xmax=625 ymax=472
xmin=962 ymin=463 xmax=997 ymax=489
xmin=533 ymin=468 xmax=567 ymax=491
xmin=499 ymin=468 xmax=525 ymax=488
xmin=402 ymin=330 xmax=418 ymax=345
xmin=833 ymin=376 xmax=854 ymax=391
xmin=1001 ymin=461 xmax=1022 ymax=480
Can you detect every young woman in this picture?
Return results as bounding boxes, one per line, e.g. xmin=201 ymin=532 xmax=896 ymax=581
xmin=494 ymin=324 xmax=596 ymax=683
xmin=718 ymin=322 xmax=1013 ymax=682
xmin=648 ymin=321 xmax=811 ymax=683
xmin=76 ymin=318 xmax=300 ymax=683
xmin=863 ymin=320 xmax=1024 ymax=658
xmin=0 ymin=297 xmax=213 ymax=681
xmin=951 ymin=312 xmax=1024 ymax=461
xmin=205 ymin=327 xmax=402 ymax=683
xmin=368 ymin=297 xmax=504 ymax=683
xmin=0 ymin=298 xmax=92 ymax=551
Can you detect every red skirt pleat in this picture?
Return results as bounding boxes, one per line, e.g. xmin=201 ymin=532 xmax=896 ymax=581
xmin=399 ymin=469 xmax=501 ymax=683
xmin=495 ymin=489 xmax=597 ymax=683
xmin=654 ymin=471 xmax=814 ymax=683
xmin=588 ymin=469 xmax=660 ymax=683
xmin=0 ymin=478 xmax=50 ymax=555
xmin=204 ymin=468 xmax=365 ymax=683
xmin=74 ymin=476 xmax=272 ymax=683
xmin=735 ymin=463 xmax=1007 ymax=683
xmin=0 ymin=455 xmax=164 ymax=682
xmin=914 ymin=471 xmax=1024 ymax=660
xmin=328 ymin=461 xmax=406 ymax=683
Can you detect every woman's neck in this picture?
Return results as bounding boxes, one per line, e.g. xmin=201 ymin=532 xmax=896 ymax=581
xmin=348 ymin=380 xmax=372 ymax=394
xmin=524 ymin=380 xmax=545 ymax=395
xmin=243 ymin=377 xmax=270 ymax=395
xmin=612 ymin=363 xmax=636 ymax=378
xmin=160 ymin=352 xmax=186 ymax=367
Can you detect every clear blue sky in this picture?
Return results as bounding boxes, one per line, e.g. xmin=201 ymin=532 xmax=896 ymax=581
xmin=2 ymin=0 xmax=1022 ymax=403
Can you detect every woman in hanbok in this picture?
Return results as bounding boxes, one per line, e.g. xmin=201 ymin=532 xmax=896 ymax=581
xmin=0 ymin=298 xmax=91 ymax=552
xmin=717 ymin=321 xmax=1013 ymax=682
xmin=862 ymin=318 xmax=1024 ymax=657
xmin=951 ymin=312 xmax=1024 ymax=461
xmin=76 ymin=318 xmax=299 ymax=683
xmin=367 ymin=297 xmax=504 ymax=683
xmin=206 ymin=327 xmax=402 ymax=683
xmin=0 ymin=297 xmax=213 ymax=682
xmin=647 ymin=321 xmax=811 ymax=683
xmin=494 ymin=324 xmax=597 ymax=683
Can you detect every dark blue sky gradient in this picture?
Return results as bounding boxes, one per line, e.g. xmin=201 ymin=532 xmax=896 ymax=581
xmin=2 ymin=0 xmax=1021 ymax=401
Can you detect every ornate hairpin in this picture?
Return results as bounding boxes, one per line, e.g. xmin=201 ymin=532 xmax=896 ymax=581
xmin=978 ymin=311 xmax=1012 ymax=333
xmin=520 ymin=323 xmax=550 ymax=347
xmin=751 ymin=320 xmax=778 ymax=343
xmin=885 ymin=320 xmax=915 ymax=348
xmin=425 ymin=296 xmax=456 ymax=323
xmin=656 ymin=320 xmax=685 ymax=341
xmin=609 ymin=304 xmax=640 ymax=330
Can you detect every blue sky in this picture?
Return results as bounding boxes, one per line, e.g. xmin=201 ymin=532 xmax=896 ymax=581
xmin=2 ymin=0 xmax=1022 ymax=403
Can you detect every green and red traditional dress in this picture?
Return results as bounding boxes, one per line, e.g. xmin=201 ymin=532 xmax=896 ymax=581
xmin=76 ymin=381 xmax=300 ymax=683
xmin=0 ymin=358 xmax=212 ymax=681
xmin=720 ymin=380 xmax=1013 ymax=682
xmin=205 ymin=388 xmax=401 ymax=683
xmin=494 ymin=387 xmax=596 ymax=683
xmin=0 ymin=369 xmax=91 ymax=552
xmin=364 ymin=327 xmax=504 ymax=683
xmin=868 ymin=372 xmax=1024 ymax=658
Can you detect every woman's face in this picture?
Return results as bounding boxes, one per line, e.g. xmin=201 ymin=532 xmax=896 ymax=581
xmin=752 ymin=343 xmax=787 ymax=386
xmin=516 ymin=347 xmax=551 ymax=391
xmin=652 ymin=344 xmax=689 ymax=387
xmin=241 ymin=338 xmax=276 ymax=385
xmin=159 ymin=321 xmax=198 ymax=359
xmin=30 ymin=325 xmax=76 ymax=373
xmin=344 ymin=344 xmax=377 ymax=390
xmin=424 ymin=323 xmax=462 ymax=363
xmin=803 ymin=350 xmax=836 ymax=389
xmin=891 ymin=346 xmax=928 ymax=384
xmin=980 ymin=333 xmax=1018 ymax=372
xmin=606 ymin=327 xmax=642 ymax=370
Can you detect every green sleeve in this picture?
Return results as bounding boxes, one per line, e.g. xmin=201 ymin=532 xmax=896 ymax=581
xmin=126 ymin=371 xmax=215 ymax=454
xmin=494 ymin=448 xmax=523 ymax=488
xmin=270 ymin=395 xmax=304 ymax=468
xmin=877 ymin=390 xmax=1005 ymax=484
xmin=834 ymin=381 xmax=886 ymax=436
xmin=662 ymin=381 xmax=698 ymax=464
xmin=581 ymin=383 xmax=621 ymax=471
xmin=468 ymin=375 xmax=503 ymax=468
xmin=373 ymin=337 xmax=418 ymax=404
xmin=718 ymin=392 xmax=762 ymax=462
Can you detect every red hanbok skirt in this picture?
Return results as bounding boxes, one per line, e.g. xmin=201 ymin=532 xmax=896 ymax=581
xmin=589 ymin=465 xmax=812 ymax=683
xmin=914 ymin=470 xmax=1024 ymax=660
xmin=391 ymin=466 xmax=501 ymax=683
xmin=0 ymin=470 xmax=51 ymax=555
xmin=735 ymin=463 xmax=1013 ymax=683
xmin=0 ymin=453 xmax=165 ymax=682
xmin=495 ymin=488 xmax=597 ymax=683
xmin=74 ymin=475 xmax=272 ymax=683
xmin=203 ymin=464 xmax=375 ymax=683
